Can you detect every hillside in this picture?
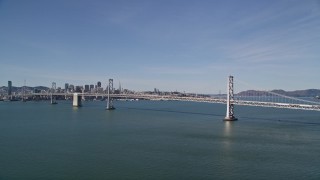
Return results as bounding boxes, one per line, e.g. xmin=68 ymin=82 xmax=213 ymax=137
xmin=237 ymin=89 xmax=320 ymax=97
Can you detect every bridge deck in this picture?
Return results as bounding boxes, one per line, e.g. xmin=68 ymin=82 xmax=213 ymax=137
xmin=19 ymin=93 xmax=320 ymax=111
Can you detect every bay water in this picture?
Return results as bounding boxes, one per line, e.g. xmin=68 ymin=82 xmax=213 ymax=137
xmin=0 ymin=100 xmax=319 ymax=179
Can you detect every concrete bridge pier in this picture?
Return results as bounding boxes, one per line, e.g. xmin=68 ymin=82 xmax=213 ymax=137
xmin=50 ymin=95 xmax=57 ymax=104
xmin=73 ymin=93 xmax=82 ymax=107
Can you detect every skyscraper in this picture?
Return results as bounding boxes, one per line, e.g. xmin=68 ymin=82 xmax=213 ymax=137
xmin=8 ymin=81 xmax=12 ymax=95
xmin=69 ymin=84 xmax=74 ymax=92
xmin=65 ymin=83 xmax=69 ymax=92
xmin=84 ymin=85 xmax=90 ymax=92
xmin=97 ymin=81 xmax=101 ymax=88
xmin=90 ymin=84 xmax=94 ymax=91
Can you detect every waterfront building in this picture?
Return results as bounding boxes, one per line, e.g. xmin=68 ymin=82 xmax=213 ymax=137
xmin=33 ymin=89 xmax=41 ymax=93
xmin=75 ymin=86 xmax=83 ymax=93
xmin=97 ymin=87 xmax=104 ymax=93
xmin=57 ymin=87 xmax=62 ymax=93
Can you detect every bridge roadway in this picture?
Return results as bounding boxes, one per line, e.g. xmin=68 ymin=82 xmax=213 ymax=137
xmin=26 ymin=92 xmax=320 ymax=111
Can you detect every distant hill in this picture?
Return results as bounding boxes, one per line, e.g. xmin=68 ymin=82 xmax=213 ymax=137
xmin=237 ymin=89 xmax=320 ymax=97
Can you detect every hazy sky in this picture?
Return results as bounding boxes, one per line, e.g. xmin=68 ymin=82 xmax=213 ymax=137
xmin=1 ymin=0 xmax=319 ymax=93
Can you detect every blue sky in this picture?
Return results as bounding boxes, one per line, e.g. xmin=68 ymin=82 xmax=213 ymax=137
xmin=0 ymin=0 xmax=319 ymax=93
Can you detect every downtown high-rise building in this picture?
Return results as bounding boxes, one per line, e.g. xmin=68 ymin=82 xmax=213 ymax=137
xmin=65 ymin=83 xmax=69 ymax=92
xmin=97 ymin=81 xmax=101 ymax=88
xmin=69 ymin=84 xmax=74 ymax=92
xmin=8 ymin=81 xmax=12 ymax=95
xmin=90 ymin=84 xmax=94 ymax=92
xmin=84 ymin=85 xmax=90 ymax=92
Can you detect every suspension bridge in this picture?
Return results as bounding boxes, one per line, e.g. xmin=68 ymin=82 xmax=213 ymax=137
xmin=18 ymin=76 xmax=320 ymax=121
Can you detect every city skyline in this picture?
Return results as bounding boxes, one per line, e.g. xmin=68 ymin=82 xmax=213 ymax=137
xmin=1 ymin=0 xmax=320 ymax=93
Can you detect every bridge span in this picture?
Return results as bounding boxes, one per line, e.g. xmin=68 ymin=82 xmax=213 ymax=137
xmin=28 ymin=92 xmax=320 ymax=112
xmin=14 ymin=76 xmax=320 ymax=121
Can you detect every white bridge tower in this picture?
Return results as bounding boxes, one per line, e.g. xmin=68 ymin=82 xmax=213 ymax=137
xmin=51 ymin=82 xmax=57 ymax=104
xmin=106 ymin=78 xmax=115 ymax=110
xmin=224 ymin=76 xmax=238 ymax=121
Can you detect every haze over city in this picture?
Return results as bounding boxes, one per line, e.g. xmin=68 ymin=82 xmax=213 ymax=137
xmin=1 ymin=0 xmax=319 ymax=93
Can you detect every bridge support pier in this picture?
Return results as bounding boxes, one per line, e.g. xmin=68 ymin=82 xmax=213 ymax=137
xmin=73 ymin=93 xmax=82 ymax=107
xmin=106 ymin=79 xmax=115 ymax=110
xmin=224 ymin=76 xmax=238 ymax=121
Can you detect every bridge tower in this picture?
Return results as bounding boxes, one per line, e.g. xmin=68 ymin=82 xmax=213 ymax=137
xmin=224 ymin=76 xmax=237 ymax=121
xmin=106 ymin=79 xmax=115 ymax=110
xmin=51 ymin=82 xmax=57 ymax=104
